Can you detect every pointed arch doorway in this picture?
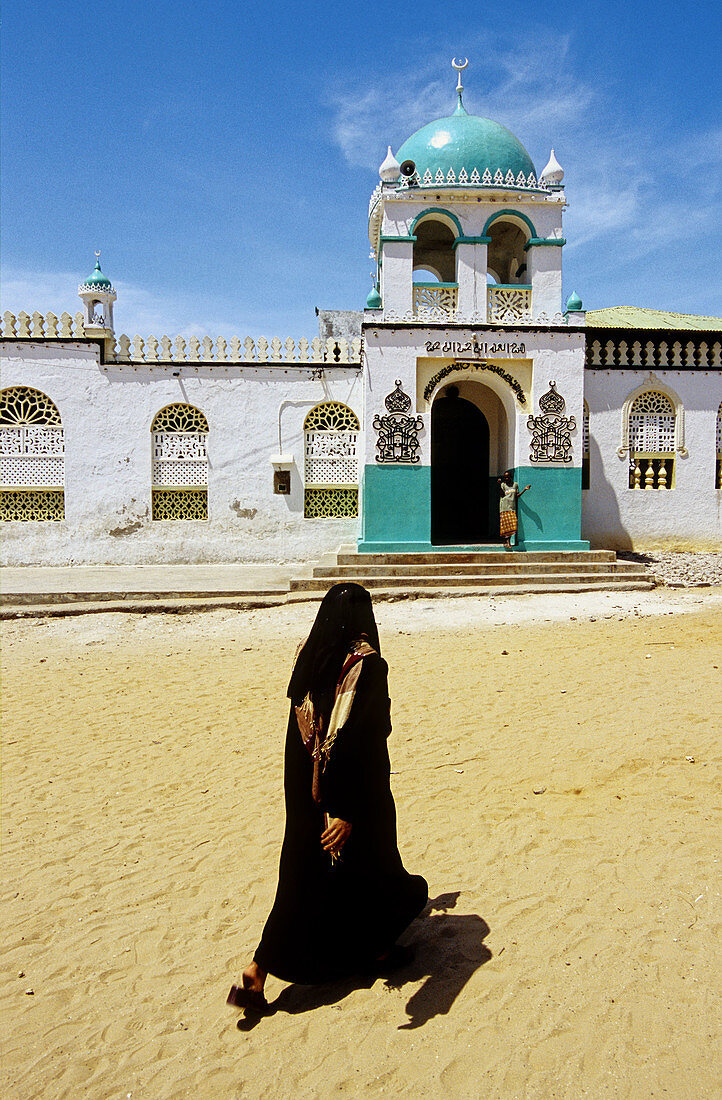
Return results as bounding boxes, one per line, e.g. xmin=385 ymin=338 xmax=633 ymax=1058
xmin=431 ymin=384 xmax=491 ymax=545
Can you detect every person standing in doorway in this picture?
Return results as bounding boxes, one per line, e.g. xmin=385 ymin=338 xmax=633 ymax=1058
xmin=497 ymin=471 xmax=531 ymax=550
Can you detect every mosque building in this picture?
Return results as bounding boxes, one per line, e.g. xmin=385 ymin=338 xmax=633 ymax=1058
xmin=1 ymin=61 xmax=721 ymax=567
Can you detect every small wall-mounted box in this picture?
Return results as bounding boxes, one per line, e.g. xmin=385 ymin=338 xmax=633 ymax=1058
xmin=270 ymin=454 xmax=294 ymax=495
xmin=274 ymin=469 xmax=291 ymax=494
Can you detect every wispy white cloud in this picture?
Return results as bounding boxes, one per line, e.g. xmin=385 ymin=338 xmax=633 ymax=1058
xmin=330 ymin=31 xmax=721 ymax=278
xmin=331 ymin=33 xmax=593 ymax=171
xmin=0 ymin=267 xmax=320 ymax=340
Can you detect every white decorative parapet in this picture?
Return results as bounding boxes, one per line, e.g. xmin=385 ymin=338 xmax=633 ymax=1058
xmin=396 ymin=166 xmax=544 ymax=191
xmin=487 ymin=286 xmax=532 ymax=324
xmin=2 ymin=310 xmax=86 ymax=339
xmin=413 ymin=284 xmax=459 ymax=317
xmin=0 ymin=311 xmax=362 ymax=366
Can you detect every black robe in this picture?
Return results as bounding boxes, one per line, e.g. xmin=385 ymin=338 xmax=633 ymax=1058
xmin=254 ymin=653 xmax=427 ymax=984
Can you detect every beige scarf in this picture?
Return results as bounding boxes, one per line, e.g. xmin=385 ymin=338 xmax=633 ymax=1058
xmin=295 ymin=638 xmax=376 ymax=804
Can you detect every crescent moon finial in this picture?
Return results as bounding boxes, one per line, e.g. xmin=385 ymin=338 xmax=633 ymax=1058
xmin=451 ymin=57 xmax=468 ymax=96
xmin=95 ymin=249 xmax=101 ymax=260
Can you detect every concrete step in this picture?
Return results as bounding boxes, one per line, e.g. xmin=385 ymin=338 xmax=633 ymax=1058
xmin=289 ymin=571 xmax=653 ymax=592
xmin=0 ymin=594 xmax=289 ymax=619
xmin=0 ymin=587 xmax=290 ymax=607
xmin=337 ymin=550 xmax=617 ymax=566
xmin=0 ymin=576 xmax=657 ymax=619
xmin=287 ymin=579 xmax=656 ymax=601
xmin=311 ymin=562 xmax=641 ymax=579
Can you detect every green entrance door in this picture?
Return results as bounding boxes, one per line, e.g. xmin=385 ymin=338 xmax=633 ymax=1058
xmin=431 ymin=387 xmax=490 ymax=545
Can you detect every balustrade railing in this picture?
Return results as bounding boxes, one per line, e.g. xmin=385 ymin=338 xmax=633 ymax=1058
xmin=0 ymin=311 xmax=362 ymax=366
xmin=629 ymin=452 xmax=675 ymax=489
xmin=487 ymin=285 xmax=532 ymax=324
xmin=412 ymin=283 xmax=458 ymax=317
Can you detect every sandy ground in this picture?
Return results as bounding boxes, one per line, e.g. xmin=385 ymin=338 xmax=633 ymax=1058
xmin=2 ymin=588 xmax=721 ymax=1100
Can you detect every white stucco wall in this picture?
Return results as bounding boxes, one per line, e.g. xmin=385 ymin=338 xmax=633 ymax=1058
xmin=528 ymin=245 xmax=563 ymax=317
xmin=1 ymin=341 xmax=363 ymax=565
xmin=363 ymin=324 xmax=586 ymax=470
xmin=583 ymin=368 xmax=722 ymax=549
xmin=5 ymin=337 xmax=719 ymax=563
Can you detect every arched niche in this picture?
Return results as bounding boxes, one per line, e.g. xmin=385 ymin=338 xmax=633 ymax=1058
xmin=481 ymin=210 xmax=535 ymax=286
xmin=411 ymin=213 xmax=459 ymax=284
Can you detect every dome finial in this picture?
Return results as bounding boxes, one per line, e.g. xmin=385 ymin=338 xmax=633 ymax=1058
xmin=451 ymin=57 xmax=468 ymax=113
xmin=541 ymin=148 xmax=564 ymax=187
xmin=379 ymin=145 xmax=401 ymax=182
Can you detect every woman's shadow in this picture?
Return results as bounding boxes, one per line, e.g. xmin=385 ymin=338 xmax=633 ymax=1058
xmin=239 ymin=892 xmax=491 ymax=1031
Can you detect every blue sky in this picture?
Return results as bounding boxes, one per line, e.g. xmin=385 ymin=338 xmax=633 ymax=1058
xmin=2 ymin=1 xmax=720 ymax=339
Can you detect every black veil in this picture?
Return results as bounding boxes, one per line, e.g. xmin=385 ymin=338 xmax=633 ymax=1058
xmin=287 ymin=583 xmax=381 ymax=710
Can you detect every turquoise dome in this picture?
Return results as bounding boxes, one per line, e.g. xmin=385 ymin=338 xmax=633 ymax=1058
xmin=82 ymin=259 xmax=112 ymax=290
xmin=396 ymin=102 xmax=536 ymax=182
xmin=566 ymin=290 xmax=583 ymax=312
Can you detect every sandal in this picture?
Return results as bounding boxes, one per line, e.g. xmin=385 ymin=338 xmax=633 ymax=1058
xmin=226 ymin=984 xmax=273 ymax=1015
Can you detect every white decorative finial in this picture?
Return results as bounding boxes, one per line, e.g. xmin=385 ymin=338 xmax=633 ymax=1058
xmin=379 ymin=145 xmax=401 ymax=182
xmin=451 ymin=57 xmax=468 ymax=93
xmin=541 ymin=148 xmax=564 ymax=186
xmin=95 ymin=249 xmax=101 ymax=260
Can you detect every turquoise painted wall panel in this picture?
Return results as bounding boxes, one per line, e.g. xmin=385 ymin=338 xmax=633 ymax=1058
xmin=359 ymin=463 xmax=588 ymax=552
xmin=515 ymin=465 xmax=582 ymax=543
xmin=360 ymin=464 xmax=430 ymax=545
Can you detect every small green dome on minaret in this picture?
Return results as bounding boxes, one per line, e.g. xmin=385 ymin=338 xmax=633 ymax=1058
xmin=566 ymin=290 xmax=583 ymax=312
xmin=82 ymin=255 xmax=113 ymax=290
xmin=366 ymin=284 xmax=382 ymax=309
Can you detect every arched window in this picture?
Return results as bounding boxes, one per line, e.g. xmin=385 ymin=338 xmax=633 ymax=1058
xmin=303 ymin=402 xmax=360 ymax=518
xmin=484 ymin=213 xmax=533 ymax=323
xmin=716 ymin=402 xmax=722 ymax=489
xmin=0 ymin=386 xmax=65 ymax=520
xmin=151 ymin=404 xmax=209 ymax=520
xmin=628 ymin=390 xmax=676 ymax=490
xmin=487 ymin=218 xmax=530 ymax=285
xmin=412 ymin=216 xmax=458 ymax=316
xmin=582 ymin=402 xmax=590 ymax=490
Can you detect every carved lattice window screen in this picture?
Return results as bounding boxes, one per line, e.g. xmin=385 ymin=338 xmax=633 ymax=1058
xmin=0 ymin=387 xmax=65 ymax=519
xmin=628 ymin=390 xmax=677 ymax=490
xmin=151 ymin=403 xmax=209 ymax=519
xmin=303 ymin=402 xmax=360 ymax=518
xmin=582 ymin=402 xmax=590 ymax=490
xmin=629 ymin=391 xmax=676 ymax=453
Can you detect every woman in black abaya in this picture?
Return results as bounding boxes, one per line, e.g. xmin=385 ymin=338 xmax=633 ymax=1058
xmin=228 ymin=583 xmax=427 ymax=1013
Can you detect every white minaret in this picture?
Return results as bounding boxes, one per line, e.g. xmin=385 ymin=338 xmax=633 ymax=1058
xmin=78 ymin=252 xmax=117 ymax=350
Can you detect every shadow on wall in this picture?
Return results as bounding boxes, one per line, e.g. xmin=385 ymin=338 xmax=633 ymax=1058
xmin=238 ymin=891 xmax=492 ymax=1033
xmin=517 ymin=488 xmax=542 ymax=540
xmin=583 ymin=436 xmax=632 ymax=551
